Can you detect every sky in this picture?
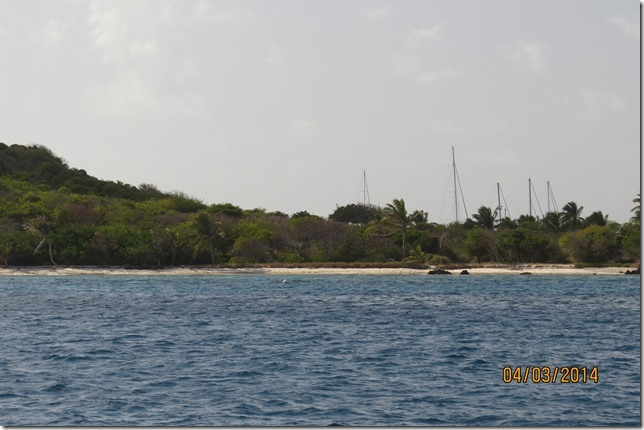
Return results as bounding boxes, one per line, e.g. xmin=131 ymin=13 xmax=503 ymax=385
xmin=0 ymin=0 xmax=640 ymax=222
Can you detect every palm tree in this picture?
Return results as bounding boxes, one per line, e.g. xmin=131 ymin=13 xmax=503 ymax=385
xmin=631 ymin=194 xmax=640 ymax=223
xmin=160 ymin=227 xmax=186 ymax=267
xmin=192 ymin=212 xmax=224 ymax=264
xmin=23 ymin=215 xmax=57 ymax=265
xmin=562 ymin=201 xmax=584 ymax=230
xmin=496 ymin=217 xmax=516 ymax=229
xmin=383 ymin=198 xmax=413 ymax=259
xmin=472 ymin=206 xmax=495 ymax=229
xmin=410 ymin=209 xmax=428 ymax=226
xmin=541 ymin=211 xmax=565 ymax=232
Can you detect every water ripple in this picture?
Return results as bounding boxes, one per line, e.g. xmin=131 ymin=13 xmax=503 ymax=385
xmin=0 ymin=274 xmax=639 ymax=426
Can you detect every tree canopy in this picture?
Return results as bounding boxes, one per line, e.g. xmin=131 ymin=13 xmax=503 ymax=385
xmin=0 ymin=143 xmax=638 ymax=267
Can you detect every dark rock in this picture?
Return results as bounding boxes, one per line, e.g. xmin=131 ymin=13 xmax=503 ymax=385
xmin=428 ymin=268 xmax=452 ymax=275
xmin=625 ymin=267 xmax=640 ymax=275
xmin=519 ymin=272 xmax=532 ymax=275
xmin=460 ymin=270 xmax=470 ymax=275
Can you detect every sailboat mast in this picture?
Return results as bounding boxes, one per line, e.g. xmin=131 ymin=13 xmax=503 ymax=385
xmin=546 ymin=181 xmax=558 ymax=212
xmin=452 ymin=147 xmax=458 ymax=222
xmin=547 ymin=181 xmax=551 ymax=213
xmin=528 ymin=178 xmax=532 ymax=217
xmin=361 ymin=170 xmax=371 ymax=206
xmin=497 ymin=182 xmax=502 ymax=222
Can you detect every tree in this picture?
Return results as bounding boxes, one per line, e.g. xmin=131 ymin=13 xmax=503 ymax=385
xmin=0 ymin=237 xmax=11 ymax=266
xmin=517 ymin=215 xmax=537 ymax=226
xmin=208 ymin=203 xmax=244 ymax=218
xmin=191 ymin=212 xmax=225 ymax=264
xmin=496 ymin=217 xmax=517 ymax=229
xmin=406 ymin=244 xmax=426 ymax=265
xmin=410 ymin=209 xmax=429 ymax=226
xmin=619 ymin=221 xmax=640 ymax=262
xmin=54 ymin=224 xmax=95 ymax=265
xmin=23 ymin=215 xmax=57 ymax=265
xmin=383 ymin=198 xmax=414 ymax=259
xmin=585 ymin=211 xmax=608 ymax=226
xmin=291 ymin=211 xmax=316 ymax=219
xmin=559 ymin=224 xmax=619 ymax=263
xmin=124 ymin=228 xmax=165 ymax=267
xmin=0 ymin=229 xmax=38 ymax=266
xmin=562 ymin=201 xmax=584 ymax=230
xmin=631 ymin=194 xmax=640 ymax=223
xmin=329 ymin=203 xmax=378 ymax=225
xmin=541 ymin=211 xmax=565 ymax=232
xmin=231 ymin=236 xmax=272 ymax=263
xmin=496 ymin=226 xmax=549 ymax=263
xmin=91 ymin=224 xmax=129 ymax=265
xmin=169 ymin=191 xmax=207 ymax=213
xmin=158 ymin=224 xmax=189 ymax=266
xmin=290 ymin=216 xmax=347 ymax=262
xmin=0 ymin=142 xmax=637 ymax=267
xmin=464 ymin=228 xmax=496 ymax=262
xmin=231 ymin=214 xmax=289 ymax=263
xmin=472 ymin=206 xmax=495 ymax=230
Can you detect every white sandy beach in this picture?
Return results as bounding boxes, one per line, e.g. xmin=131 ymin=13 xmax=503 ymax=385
xmin=0 ymin=264 xmax=636 ymax=276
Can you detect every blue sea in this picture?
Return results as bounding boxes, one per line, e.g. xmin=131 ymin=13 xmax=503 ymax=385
xmin=0 ymin=274 xmax=640 ymax=426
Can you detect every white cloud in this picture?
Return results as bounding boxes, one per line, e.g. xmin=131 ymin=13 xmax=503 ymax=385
xmin=391 ymin=24 xmax=458 ymax=86
xmin=88 ymin=2 xmax=138 ymax=64
xmin=405 ymin=25 xmax=443 ymax=49
xmin=363 ymin=6 xmax=391 ymax=22
xmin=130 ymin=39 xmax=158 ymax=59
xmin=392 ymin=54 xmax=460 ymax=86
xmin=36 ymin=17 xmax=69 ymax=50
xmin=506 ymin=40 xmax=548 ymax=73
xmin=85 ymin=1 xmax=209 ymax=119
xmin=391 ymin=53 xmax=421 ymax=78
xmin=483 ymin=116 xmax=510 ymax=133
xmin=174 ymin=58 xmax=199 ymax=87
xmin=192 ymin=1 xmax=254 ymax=24
xmin=88 ymin=71 xmax=208 ymax=119
xmin=87 ymin=1 xmax=184 ymax=64
xmin=579 ymin=87 xmax=625 ymax=120
xmin=289 ymin=119 xmax=317 ymax=137
xmin=427 ymin=119 xmax=468 ymax=135
xmin=417 ymin=67 xmax=461 ymax=85
xmin=266 ymin=42 xmax=284 ymax=71
xmin=609 ymin=15 xmax=639 ymax=39
xmin=90 ymin=71 xmax=149 ymax=114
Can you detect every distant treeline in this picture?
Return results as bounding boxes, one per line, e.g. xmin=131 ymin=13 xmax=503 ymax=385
xmin=0 ymin=143 xmax=640 ymax=267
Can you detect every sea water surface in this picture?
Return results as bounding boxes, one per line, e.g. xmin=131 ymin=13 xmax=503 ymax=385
xmin=0 ymin=274 xmax=639 ymax=426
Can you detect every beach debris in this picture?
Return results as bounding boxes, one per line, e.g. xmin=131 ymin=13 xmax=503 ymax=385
xmin=428 ymin=268 xmax=452 ymax=275
xmin=625 ymin=267 xmax=640 ymax=275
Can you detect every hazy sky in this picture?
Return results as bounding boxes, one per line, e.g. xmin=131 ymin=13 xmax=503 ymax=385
xmin=0 ymin=0 xmax=640 ymax=222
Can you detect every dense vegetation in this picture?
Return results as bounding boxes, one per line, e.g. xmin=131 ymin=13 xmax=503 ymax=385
xmin=0 ymin=143 xmax=640 ymax=267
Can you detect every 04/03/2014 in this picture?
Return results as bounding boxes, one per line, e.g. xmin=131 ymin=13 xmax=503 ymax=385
xmin=502 ymin=366 xmax=599 ymax=384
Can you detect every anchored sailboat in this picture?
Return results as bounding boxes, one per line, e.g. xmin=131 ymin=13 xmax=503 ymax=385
xmin=528 ymin=178 xmax=544 ymax=219
xmin=451 ymin=147 xmax=468 ymax=223
xmin=495 ymin=182 xmax=511 ymax=222
xmin=546 ymin=181 xmax=559 ymax=213
xmin=359 ymin=170 xmax=371 ymax=206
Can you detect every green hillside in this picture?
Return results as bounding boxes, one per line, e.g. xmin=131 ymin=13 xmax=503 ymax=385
xmin=0 ymin=143 xmax=165 ymax=201
xmin=0 ymin=143 xmax=639 ymax=268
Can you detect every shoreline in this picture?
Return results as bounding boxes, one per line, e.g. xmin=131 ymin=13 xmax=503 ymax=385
xmin=0 ymin=264 xmax=636 ymax=276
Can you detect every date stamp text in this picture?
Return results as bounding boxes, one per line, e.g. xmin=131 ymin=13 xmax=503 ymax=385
xmin=502 ymin=366 xmax=599 ymax=384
